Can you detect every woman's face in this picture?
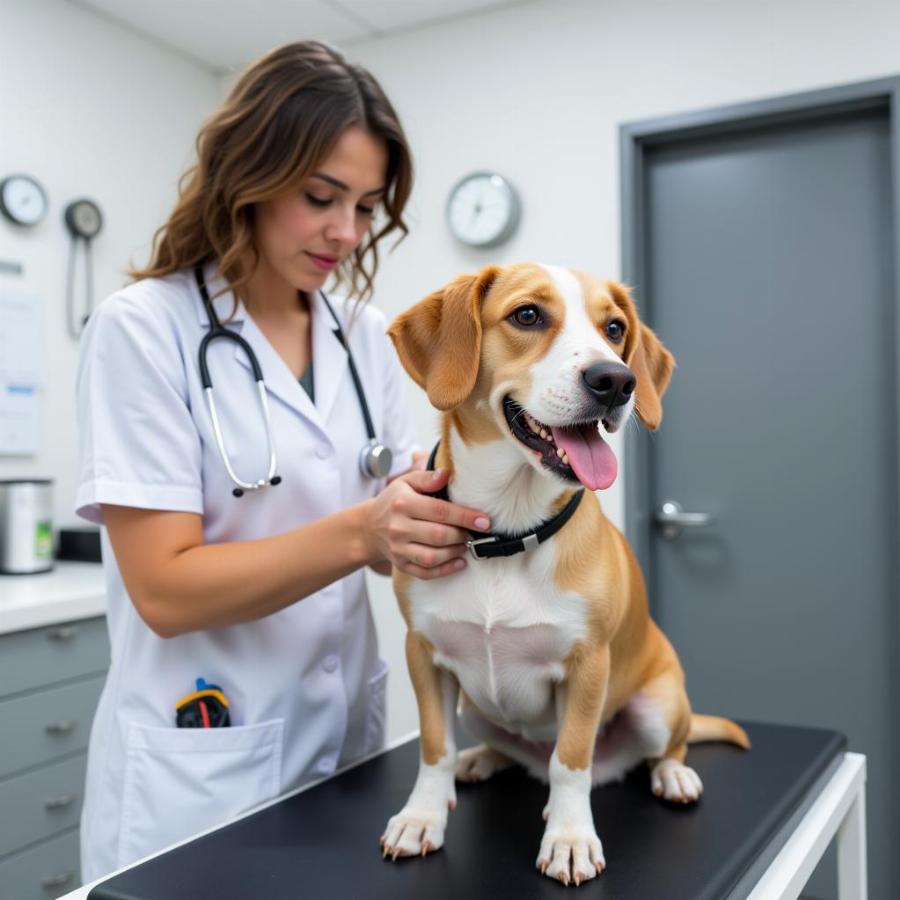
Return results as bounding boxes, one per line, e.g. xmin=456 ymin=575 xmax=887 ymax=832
xmin=252 ymin=126 xmax=388 ymax=294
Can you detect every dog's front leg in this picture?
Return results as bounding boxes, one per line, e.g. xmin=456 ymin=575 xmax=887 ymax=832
xmin=381 ymin=631 xmax=459 ymax=859
xmin=538 ymin=645 xmax=609 ymax=886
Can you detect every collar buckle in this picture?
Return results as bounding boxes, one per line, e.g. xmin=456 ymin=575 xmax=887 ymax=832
xmin=466 ymin=536 xmax=500 ymax=560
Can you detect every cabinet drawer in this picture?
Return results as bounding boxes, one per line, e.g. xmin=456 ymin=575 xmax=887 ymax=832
xmin=0 ymin=754 xmax=87 ymax=857
xmin=0 ymin=677 xmax=104 ymax=779
xmin=0 ymin=828 xmax=80 ymax=900
xmin=0 ymin=617 xmax=109 ymax=699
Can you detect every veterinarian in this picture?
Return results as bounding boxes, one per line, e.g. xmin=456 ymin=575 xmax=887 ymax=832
xmin=74 ymin=40 xmax=492 ymax=883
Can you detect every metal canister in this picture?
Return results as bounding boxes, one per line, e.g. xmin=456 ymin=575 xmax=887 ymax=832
xmin=0 ymin=479 xmax=54 ymax=574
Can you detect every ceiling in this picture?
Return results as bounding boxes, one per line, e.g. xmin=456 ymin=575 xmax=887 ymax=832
xmin=69 ymin=0 xmax=529 ymax=73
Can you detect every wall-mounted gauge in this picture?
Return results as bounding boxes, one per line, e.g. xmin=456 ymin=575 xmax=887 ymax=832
xmin=63 ymin=197 xmax=104 ymax=338
xmin=64 ymin=198 xmax=103 ymax=239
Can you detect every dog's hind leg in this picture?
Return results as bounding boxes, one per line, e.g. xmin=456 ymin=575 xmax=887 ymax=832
xmin=589 ymin=694 xmax=672 ymax=786
xmin=637 ymin=668 xmax=704 ymax=804
xmin=455 ymin=744 xmax=514 ymax=782
xmin=457 ymin=695 xmax=551 ymax=782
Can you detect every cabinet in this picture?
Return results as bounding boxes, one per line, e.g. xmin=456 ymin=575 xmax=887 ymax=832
xmin=0 ymin=616 xmax=108 ymax=897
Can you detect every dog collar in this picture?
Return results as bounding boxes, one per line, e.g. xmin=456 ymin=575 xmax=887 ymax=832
xmin=426 ymin=442 xmax=585 ymax=560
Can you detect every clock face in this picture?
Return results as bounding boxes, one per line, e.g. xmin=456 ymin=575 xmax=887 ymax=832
xmin=0 ymin=175 xmax=48 ymax=226
xmin=446 ymin=172 xmax=520 ymax=248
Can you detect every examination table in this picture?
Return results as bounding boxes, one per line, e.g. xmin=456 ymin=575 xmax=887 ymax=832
xmin=77 ymin=722 xmax=858 ymax=900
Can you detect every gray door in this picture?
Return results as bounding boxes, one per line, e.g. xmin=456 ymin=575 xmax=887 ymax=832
xmin=631 ymin=100 xmax=898 ymax=898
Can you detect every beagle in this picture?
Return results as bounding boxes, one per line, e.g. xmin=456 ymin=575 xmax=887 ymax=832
xmin=381 ymin=263 xmax=749 ymax=886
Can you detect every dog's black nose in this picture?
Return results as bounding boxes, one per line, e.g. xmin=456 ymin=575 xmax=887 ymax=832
xmin=582 ymin=362 xmax=636 ymax=409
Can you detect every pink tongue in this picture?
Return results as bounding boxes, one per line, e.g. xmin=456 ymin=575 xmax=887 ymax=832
xmin=550 ymin=425 xmax=618 ymax=491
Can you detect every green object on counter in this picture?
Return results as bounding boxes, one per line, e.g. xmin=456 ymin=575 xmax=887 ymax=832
xmin=35 ymin=520 xmax=52 ymax=561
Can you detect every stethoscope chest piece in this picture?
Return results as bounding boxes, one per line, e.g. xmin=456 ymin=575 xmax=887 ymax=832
xmin=360 ymin=440 xmax=392 ymax=479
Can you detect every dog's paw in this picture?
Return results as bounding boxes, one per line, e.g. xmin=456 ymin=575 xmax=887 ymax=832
xmin=455 ymin=744 xmax=512 ymax=783
xmin=380 ymin=807 xmax=447 ymax=860
xmin=651 ymin=759 xmax=703 ymax=804
xmin=536 ymin=825 xmax=605 ymax=886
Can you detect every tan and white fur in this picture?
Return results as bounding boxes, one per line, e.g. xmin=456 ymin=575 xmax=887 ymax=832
xmin=381 ymin=263 xmax=749 ymax=886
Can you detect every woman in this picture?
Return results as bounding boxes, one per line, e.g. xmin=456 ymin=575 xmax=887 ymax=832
xmin=75 ymin=40 xmax=491 ymax=882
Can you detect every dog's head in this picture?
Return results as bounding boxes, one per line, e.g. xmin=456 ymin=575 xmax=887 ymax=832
xmin=388 ymin=263 xmax=674 ymax=491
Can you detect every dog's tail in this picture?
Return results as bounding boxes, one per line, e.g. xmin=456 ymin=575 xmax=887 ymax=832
xmin=688 ymin=714 xmax=751 ymax=749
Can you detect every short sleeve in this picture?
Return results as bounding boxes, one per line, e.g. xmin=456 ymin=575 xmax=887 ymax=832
xmin=75 ymin=292 xmax=204 ymax=524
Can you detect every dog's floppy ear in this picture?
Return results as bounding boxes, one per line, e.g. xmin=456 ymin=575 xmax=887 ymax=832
xmin=630 ymin=323 xmax=675 ymax=430
xmin=388 ymin=266 xmax=500 ymax=410
xmin=608 ymin=282 xmax=675 ymax=431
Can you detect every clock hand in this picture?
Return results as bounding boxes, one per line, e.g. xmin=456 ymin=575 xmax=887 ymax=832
xmin=469 ymin=185 xmax=494 ymax=227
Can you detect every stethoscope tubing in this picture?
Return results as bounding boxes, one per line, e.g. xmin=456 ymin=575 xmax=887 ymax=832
xmin=203 ymin=380 xmax=279 ymax=493
xmin=330 ymin=325 xmax=376 ymax=441
xmin=66 ymin=236 xmax=94 ymax=338
xmin=198 ymin=325 xmax=263 ymax=387
xmin=194 ymin=265 xmax=389 ymax=495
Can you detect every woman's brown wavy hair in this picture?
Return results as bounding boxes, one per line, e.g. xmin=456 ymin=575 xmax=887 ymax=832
xmin=129 ymin=41 xmax=412 ymax=303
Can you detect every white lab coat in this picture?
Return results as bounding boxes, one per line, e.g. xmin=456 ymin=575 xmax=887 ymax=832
xmin=75 ymin=264 xmax=418 ymax=882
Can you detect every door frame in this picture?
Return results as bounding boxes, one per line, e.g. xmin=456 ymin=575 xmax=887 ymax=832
xmin=619 ymin=75 xmax=900 ymax=606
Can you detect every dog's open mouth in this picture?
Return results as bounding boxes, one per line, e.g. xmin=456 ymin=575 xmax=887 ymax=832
xmin=503 ymin=397 xmax=618 ymax=491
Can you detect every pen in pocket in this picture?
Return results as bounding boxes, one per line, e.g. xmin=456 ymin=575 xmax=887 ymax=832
xmin=175 ymin=677 xmax=231 ymax=728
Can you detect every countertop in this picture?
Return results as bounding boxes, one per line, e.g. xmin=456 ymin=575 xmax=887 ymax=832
xmin=0 ymin=561 xmax=106 ymax=634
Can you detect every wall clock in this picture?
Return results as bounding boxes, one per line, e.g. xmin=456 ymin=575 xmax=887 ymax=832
xmin=0 ymin=174 xmax=48 ymax=226
xmin=446 ymin=171 xmax=521 ymax=248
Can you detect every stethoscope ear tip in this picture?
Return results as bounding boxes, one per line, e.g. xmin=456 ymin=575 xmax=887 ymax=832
xmin=271 ymin=476 xmax=282 ymax=486
xmin=232 ymin=487 xmax=244 ymax=498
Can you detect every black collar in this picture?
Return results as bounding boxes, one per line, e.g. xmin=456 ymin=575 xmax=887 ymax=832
xmin=426 ymin=442 xmax=584 ymax=560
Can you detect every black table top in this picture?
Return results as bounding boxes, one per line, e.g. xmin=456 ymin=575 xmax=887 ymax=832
xmin=89 ymin=722 xmax=845 ymax=900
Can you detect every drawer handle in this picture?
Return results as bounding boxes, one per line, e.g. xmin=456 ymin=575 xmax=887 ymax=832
xmin=47 ymin=625 xmax=79 ymax=641
xmin=45 ymin=720 xmax=76 ymax=735
xmin=45 ymin=793 xmax=77 ymax=810
xmin=40 ymin=871 xmax=74 ymax=888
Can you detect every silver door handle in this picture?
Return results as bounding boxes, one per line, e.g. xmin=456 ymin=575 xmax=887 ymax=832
xmin=45 ymin=720 xmax=76 ymax=735
xmin=45 ymin=793 xmax=77 ymax=810
xmin=40 ymin=871 xmax=74 ymax=889
xmin=655 ymin=500 xmax=714 ymax=540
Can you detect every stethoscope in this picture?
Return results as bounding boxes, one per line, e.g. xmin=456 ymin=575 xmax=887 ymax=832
xmin=194 ymin=266 xmax=393 ymax=497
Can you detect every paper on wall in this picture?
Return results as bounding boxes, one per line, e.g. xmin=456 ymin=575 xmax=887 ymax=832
xmin=0 ymin=288 xmax=42 ymax=455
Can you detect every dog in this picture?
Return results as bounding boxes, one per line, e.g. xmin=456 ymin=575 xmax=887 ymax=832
xmin=380 ymin=262 xmax=749 ymax=886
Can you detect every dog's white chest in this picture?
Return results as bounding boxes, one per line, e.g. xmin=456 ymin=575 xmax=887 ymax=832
xmin=408 ymin=548 xmax=588 ymax=732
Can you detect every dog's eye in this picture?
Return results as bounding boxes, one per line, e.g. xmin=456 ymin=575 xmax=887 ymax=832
xmin=511 ymin=306 xmax=542 ymax=327
xmin=606 ymin=320 xmax=626 ymax=343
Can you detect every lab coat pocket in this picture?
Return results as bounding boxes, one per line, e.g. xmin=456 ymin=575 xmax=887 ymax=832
xmin=364 ymin=658 xmax=389 ymax=755
xmin=117 ymin=718 xmax=284 ymax=869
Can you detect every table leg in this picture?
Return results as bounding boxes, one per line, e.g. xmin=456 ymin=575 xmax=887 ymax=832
xmin=836 ymin=787 xmax=867 ymax=900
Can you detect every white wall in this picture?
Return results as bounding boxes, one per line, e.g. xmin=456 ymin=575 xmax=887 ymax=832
xmin=0 ymin=0 xmax=219 ymax=527
xmin=348 ymin=0 xmax=900 ymax=740
xmin=6 ymin=0 xmax=900 ymax=745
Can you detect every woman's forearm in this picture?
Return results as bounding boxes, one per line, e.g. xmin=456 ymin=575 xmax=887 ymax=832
xmin=104 ymin=468 xmax=488 ymax=639
xmin=105 ymin=501 xmax=378 ymax=638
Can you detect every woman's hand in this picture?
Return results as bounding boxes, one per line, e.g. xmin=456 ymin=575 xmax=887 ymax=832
xmin=363 ymin=468 xmax=491 ymax=580
xmin=386 ymin=449 xmax=430 ymax=483
xmin=370 ymin=452 xmax=440 ymax=574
